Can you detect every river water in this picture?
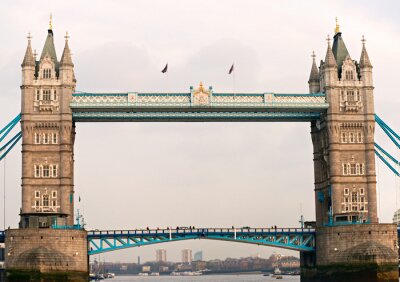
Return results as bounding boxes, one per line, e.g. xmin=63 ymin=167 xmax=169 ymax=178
xmin=111 ymin=275 xmax=300 ymax=282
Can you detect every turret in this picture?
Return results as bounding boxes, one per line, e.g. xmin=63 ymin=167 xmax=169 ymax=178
xmin=359 ymin=36 xmax=373 ymax=87
xmin=59 ymin=32 xmax=75 ymax=84
xmin=323 ymin=36 xmax=338 ymax=85
xmin=308 ymin=51 xmax=320 ymax=93
xmin=21 ymin=33 xmax=35 ymax=85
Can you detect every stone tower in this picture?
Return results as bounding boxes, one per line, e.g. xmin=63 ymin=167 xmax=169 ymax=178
xmin=5 ymin=22 xmax=88 ymax=281
xmin=310 ymin=27 xmax=377 ymax=226
xmin=20 ymin=24 xmax=76 ymax=228
xmin=301 ymin=22 xmax=398 ymax=282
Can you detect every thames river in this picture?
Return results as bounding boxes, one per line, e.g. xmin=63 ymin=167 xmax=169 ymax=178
xmin=111 ymin=275 xmax=300 ymax=281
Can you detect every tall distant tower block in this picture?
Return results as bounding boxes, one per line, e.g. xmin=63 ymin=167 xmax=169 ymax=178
xmin=302 ymin=20 xmax=398 ymax=282
xmin=5 ymin=19 xmax=88 ymax=281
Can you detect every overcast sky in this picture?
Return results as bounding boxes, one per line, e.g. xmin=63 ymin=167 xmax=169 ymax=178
xmin=1 ymin=0 xmax=400 ymax=263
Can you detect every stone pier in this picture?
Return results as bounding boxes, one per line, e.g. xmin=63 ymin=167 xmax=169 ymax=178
xmin=4 ymin=229 xmax=88 ymax=281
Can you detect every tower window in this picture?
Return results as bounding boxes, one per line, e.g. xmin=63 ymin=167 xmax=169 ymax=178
xmin=52 ymin=133 xmax=58 ymax=144
xmin=51 ymin=165 xmax=57 ymax=177
xmin=53 ymin=90 xmax=57 ymax=101
xmin=43 ymin=165 xmax=50 ymax=177
xmin=345 ymin=70 xmax=354 ymax=80
xmin=34 ymin=133 xmax=40 ymax=144
xmin=34 ymin=165 xmax=41 ymax=178
xmin=52 ymin=191 xmax=57 ymax=198
xmin=36 ymin=90 xmax=40 ymax=101
xmin=344 ymin=188 xmax=349 ymax=195
xmin=43 ymin=133 xmax=49 ymax=144
xmin=43 ymin=90 xmax=51 ymax=101
xmin=42 ymin=195 xmax=49 ymax=207
xmin=347 ymin=91 xmax=355 ymax=102
xmin=357 ymin=132 xmax=363 ymax=143
xmin=35 ymin=191 xmax=40 ymax=198
xmin=43 ymin=69 xmax=51 ymax=79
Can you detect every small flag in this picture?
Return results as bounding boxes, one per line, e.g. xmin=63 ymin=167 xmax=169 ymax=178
xmin=161 ymin=63 xmax=168 ymax=73
xmin=79 ymin=196 xmax=81 ymax=202
xmin=228 ymin=64 xmax=234 ymax=74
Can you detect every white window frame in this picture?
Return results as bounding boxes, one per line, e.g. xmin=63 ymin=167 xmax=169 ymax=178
xmin=34 ymin=133 xmax=41 ymax=144
xmin=43 ymin=165 xmax=50 ymax=178
xmin=344 ymin=188 xmax=349 ymax=195
xmin=360 ymin=188 xmax=365 ymax=195
xmin=52 ymin=191 xmax=57 ymax=198
xmin=35 ymin=191 xmax=40 ymax=198
xmin=52 ymin=132 xmax=58 ymax=144
xmin=51 ymin=165 xmax=57 ymax=177
xmin=34 ymin=165 xmax=40 ymax=178
xmin=43 ymin=133 xmax=49 ymax=144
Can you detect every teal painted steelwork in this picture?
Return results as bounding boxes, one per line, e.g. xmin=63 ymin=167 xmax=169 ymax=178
xmin=70 ymin=91 xmax=328 ymax=122
xmin=0 ymin=132 xmax=22 ymax=161
xmin=0 ymin=114 xmax=21 ymax=143
xmin=73 ymin=112 xmax=322 ymax=122
xmin=87 ymin=228 xmax=315 ymax=255
xmin=51 ymin=224 xmax=82 ymax=230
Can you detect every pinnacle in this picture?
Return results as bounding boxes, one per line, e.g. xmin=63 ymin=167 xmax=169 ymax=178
xmin=360 ymin=39 xmax=372 ymax=68
xmin=308 ymin=53 xmax=319 ymax=83
xmin=325 ymin=41 xmax=337 ymax=68
xmin=60 ymin=39 xmax=73 ymax=67
xmin=22 ymin=38 xmax=35 ymax=67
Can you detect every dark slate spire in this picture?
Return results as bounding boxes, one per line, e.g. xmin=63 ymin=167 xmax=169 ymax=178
xmin=360 ymin=36 xmax=372 ymax=68
xmin=308 ymin=51 xmax=319 ymax=83
xmin=22 ymin=33 xmax=35 ymax=67
xmin=40 ymin=28 xmax=58 ymax=62
xmin=60 ymin=32 xmax=73 ymax=67
xmin=332 ymin=19 xmax=350 ymax=71
xmin=325 ymin=36 xmax=337 ymax=68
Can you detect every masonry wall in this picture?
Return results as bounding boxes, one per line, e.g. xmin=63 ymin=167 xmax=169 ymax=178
xmin=5 ymin=229 xmax=87 ymax=274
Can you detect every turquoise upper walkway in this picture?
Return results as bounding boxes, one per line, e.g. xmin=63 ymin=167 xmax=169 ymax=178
xmin=87 ymin=227 xmax=316 ymax=255
xmin=70 ymin=88 xmax=328 ymax=122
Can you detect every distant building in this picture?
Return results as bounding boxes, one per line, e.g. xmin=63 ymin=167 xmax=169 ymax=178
xmin=156 ymin=249 xmax=167 ymax=263
xmin=192 ymin=260 xmax=206 ymax=271
xmin=142 ymin=265 xmax=151 ymax=273
xmin=193 ymin=251 xmax=203 ymax=261
xmin=182 ymin=249 xmax=192 ymax=264
xmin=393 ymin=209 xmax=400 ymax=225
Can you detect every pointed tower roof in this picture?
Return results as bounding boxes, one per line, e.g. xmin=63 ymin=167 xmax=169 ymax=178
xmin=40 ymin=28 xmax=58 ymax=62
xmin=308 ymin=51 xmax=319 ymax=83
xmin=22 ymin=33 xmax=35 ymax=67
xmin=360 ymin=36 xmax=372 ymax=68
xmin=325 ymin=36 xmax=337 ymax=68
xmin=60 ymin=32 xmax=74 ymax=67
xmin=332 ymin=19 xmax=350 ymax=70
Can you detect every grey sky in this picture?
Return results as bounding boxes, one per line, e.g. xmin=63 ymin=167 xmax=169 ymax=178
xmin=1 ymin=0 xmax=400 ymax=262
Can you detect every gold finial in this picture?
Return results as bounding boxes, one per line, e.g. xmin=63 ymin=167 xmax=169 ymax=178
xmin=312 ymin=51 xmax=316 ymax=61
xmin=65 ymin=31 xmax=70 ymax=41
xmin=27 ymin=32 xmax=32 ymax=41
xmin=49 ymin=13 xmax=53 ymax=30
xmin=334 ymin=17 xmax=340 ymax=34
xmin=199 ymin=81 xmax=204 ymax=91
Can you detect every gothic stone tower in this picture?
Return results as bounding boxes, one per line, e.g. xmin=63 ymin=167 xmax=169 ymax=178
xmin=4 ymin=23 xmax=88 ymax=281
xmin=301 ymin=24 xmax=398 ymax=282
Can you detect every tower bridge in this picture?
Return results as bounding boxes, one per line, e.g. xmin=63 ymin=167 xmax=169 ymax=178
xmin=1 ymin=20 xmax=400 ymax=282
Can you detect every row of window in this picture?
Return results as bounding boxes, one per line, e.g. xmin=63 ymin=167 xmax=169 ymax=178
xmin=34 ymin=132 xmax=58 ymax=144
xmin=35 ymin=89 xmax=57 ymax=101
xmin=344 ymin=188 xmax=364 ymax=195
xmin=340 ymin=131 xmax=363 ymax=143
xmin=342 ymin=163 xmax=365 ymax=175
xmin=35 ymin=191 xmax=57 ymax=198
xmin=340 ymin=90 xmax=360 ymax=102
xmin=34 ymin=165 xmax=58 ymax=178
xmin=33 ymin=197 xmax=57 ymax=208
xmin=342 ymin=204 xmax=367 ymax=212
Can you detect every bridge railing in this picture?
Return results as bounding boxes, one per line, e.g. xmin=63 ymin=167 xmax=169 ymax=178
xmin=87 ymin=227 xmax=315 ymax=237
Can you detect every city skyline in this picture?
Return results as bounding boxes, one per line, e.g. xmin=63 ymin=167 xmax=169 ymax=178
xmin=1 ymin=0 xmax=400 ymax=263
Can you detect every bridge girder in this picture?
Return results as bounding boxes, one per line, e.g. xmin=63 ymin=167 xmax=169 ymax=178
xmin=87 ymin=228 xmax=316 ymax=255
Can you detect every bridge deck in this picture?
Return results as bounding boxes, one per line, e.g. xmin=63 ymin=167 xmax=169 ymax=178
xmin=71 ymin=92 xmax=328 ymax=122
xmin=87 ymin=227 xmax=316 ymax=255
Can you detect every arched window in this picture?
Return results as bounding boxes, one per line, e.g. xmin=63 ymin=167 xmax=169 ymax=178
xmin=43 ymin=165 xmax=50 ymax=177
xmin=52 ymin=133 xmax=58 ymax=144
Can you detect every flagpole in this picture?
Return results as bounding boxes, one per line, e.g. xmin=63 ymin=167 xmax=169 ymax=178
xmin=233 ymin=62 xmax=236 ymax=97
